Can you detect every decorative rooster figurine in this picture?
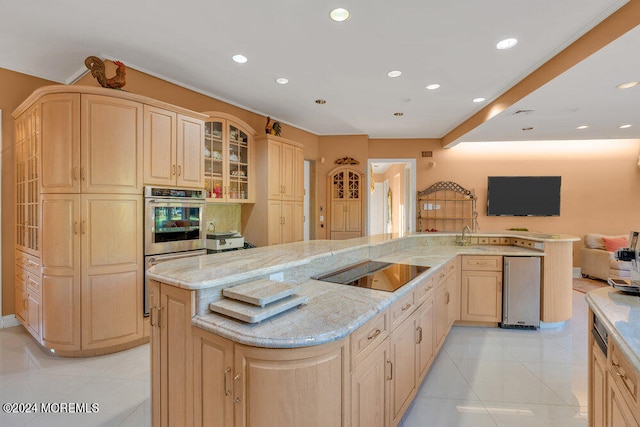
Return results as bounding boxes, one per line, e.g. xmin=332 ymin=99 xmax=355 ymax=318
xmin=84 ymin=56 xmax=127 ymax=89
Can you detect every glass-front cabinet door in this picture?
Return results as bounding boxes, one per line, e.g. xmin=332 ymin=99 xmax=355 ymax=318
xmin=204 ymin=119 xmax=252 ymax=203
xmin=204 ymin=120 xmax=225 ymax=199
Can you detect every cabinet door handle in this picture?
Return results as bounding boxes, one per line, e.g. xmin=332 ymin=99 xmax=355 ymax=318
xmin=611 ymin=362 xmax=627 ymax=381
xmin=224 ymin=367 xmax=232 ymax=396
xmin=233 ymin=373 xmax=241 ymax=403
xmin=417 ymin=326 xmax=423 ymax=344
xmin=367 ymin=328 xmax=382 ymax=340
xmin=150 ymin=306 xmax=164 ymax=327
xmin=72 ymin=167 xmax=79 ymax=181
xmin=80 ymin=167 xmax=86 ymax=181
xmin=172 ymin=165 xmax=176 ymax=176
xmin=401 ymin=303 xmax=412 ymax=312
xmin=81 ymin=220 xmax=86 ymax=235
xmin=177 ymin=165 xmax=182 ymax=177
xmin=73 ymin=221 xmax=79 ymax=235
xmin=445 ymin=291 xmax=450 ymax=305
xmin=386 ymin=360 xmax=393 ymax=381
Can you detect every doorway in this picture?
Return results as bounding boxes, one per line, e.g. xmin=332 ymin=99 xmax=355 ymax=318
xmin=366 ymin=159 xmax=416 ymax=237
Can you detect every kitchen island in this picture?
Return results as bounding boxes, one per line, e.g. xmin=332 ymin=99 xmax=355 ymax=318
xmin=147 ymin=232 xmax=578 ymax=427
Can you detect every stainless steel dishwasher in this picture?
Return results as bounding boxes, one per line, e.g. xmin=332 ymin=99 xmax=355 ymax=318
xmin=500 ymin=256 xmax=541 ymax=329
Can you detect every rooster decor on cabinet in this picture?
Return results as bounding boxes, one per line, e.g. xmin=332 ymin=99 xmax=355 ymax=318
xmin=84 ymin=56 xmax=127 ymax=89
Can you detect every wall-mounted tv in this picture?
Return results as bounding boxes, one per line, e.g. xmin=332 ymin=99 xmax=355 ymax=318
xmin=487 ymin=176 xmax=561 ymax=217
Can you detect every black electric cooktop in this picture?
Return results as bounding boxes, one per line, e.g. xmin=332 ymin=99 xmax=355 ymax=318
xmin=313 ymin=260 xmax=429 ymax=292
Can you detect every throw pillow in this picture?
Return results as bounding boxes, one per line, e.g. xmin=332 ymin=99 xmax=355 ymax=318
xmin=602 ymin=236 xmax=628 ymax=252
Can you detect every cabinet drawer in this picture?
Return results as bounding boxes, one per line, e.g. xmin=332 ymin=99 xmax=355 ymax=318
xmin=461 ymin=255 xmax=502 ymax=271
xmin=489 ymin=237 xmax=500 ymax=245
xmin=16 ymin=252 xmax=41 ymax=275
xmin=416 ymin=275 xmax=436 ymax=304
xmin=478 ymin=237 xmax=489 ymax=245
xmin=500 ymin=237 xmax=511 ymax=245
xmin=390 ymin=291 xmax=416 ymax=331
xmin=350 ymin=311 xmax=388 ymax=368
xmin=609 ymin=340 xmax=639 ymax=415
xmin=26 ymin=272 xmax=41 ymax=294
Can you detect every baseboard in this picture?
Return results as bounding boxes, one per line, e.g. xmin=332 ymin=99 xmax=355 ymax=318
xmin=1 ymin=315 xmax=19 ymax=328
xmin=573 ymin=267 xmax=582 ymax=278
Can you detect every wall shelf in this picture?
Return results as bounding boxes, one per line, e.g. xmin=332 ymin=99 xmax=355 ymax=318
xmin=417 ymin=181 xmax=478 ymax=232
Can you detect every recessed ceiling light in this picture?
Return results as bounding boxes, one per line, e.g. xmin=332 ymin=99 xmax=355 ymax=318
xmin=576 ymin=125 xmax=589 ymax=130
xmin=275 ymin=77 xmax=289 ymax=85
xmin=619 ymin=124 xmax=632 ymax=129
xmin=617 ymin=81 xmax=639 ymax=89
xmin=426 ymin=83 xmax=440 ymax=90
xmin=315 ymin=99 xmax=327 ymax=104
xmin=330 ymin=8 xmax=350 ymax=22
xmin=472 ymin=97 xmax=486 ymax=103
xmin=387 ymin=70 xmax=402 ymax=78
xmin=232 ymin=54 xmax=248 ymax=64
xmin=496 ymin=38 xmax=518 ymax=50
xmin=394 ymin=112 xmax=404 ymax=117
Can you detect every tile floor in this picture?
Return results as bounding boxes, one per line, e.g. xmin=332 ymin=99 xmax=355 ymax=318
xmin=400 ymin=290 xmax=589 ymax=426
xmin=0 ymin=290 xmax=589 ymax=427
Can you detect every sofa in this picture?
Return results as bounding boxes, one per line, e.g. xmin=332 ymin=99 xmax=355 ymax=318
xmin=580 ymin=233 xmax=632 ymax=281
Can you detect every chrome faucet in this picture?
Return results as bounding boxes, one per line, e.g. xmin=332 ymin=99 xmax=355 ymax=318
xmin=457 ymin=225 xmax=471 ymax=246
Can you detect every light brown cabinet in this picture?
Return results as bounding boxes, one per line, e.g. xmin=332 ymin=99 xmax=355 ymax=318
xmin=39 ymin=94 xmax=143 ymax=195
xmin=203 ymin=115 xmax=255 ymax=202
xmin=242 ymin=135 xmax=304 ymax=247
xmin=40 ymin=193 xmax=143 ymax=351
xmin=13 ymin=86 xmax=206 ymax=355
xmin=191 ymin=320 xmax=348 ymax=427
xmin=460 ymin=255 xmax=503 ymax=323
xmin=588 ymin=309 xmax=640 ymax=427
xmin=15 ymin=102 xmax=41 ymax=256
xmin=143 ymin=105 xmax=204 ymax=189
xmin=351 ymin=337 xmax=391 ymax=427
xmin=150 ymin=280 xmax=196 ymax=427
xmin=435 ymin=259 xmax=459 ymax=351
xmin=15 ymin=254 xmax=42 ymax=340
xmin=328 ymin=166 xmax=363 ymax=240
xmin=591 ymin=342 xmax=607 ymax=427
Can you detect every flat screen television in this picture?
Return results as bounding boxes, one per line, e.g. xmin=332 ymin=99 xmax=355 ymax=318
xmin=487 ymin=176 xmax=561 ymax=216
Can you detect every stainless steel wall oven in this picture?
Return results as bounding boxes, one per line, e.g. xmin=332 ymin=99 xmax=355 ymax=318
xmin=144 ymin=187 xmax=206 ymax=315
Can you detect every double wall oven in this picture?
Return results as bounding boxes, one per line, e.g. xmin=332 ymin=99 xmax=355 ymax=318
xmin=144 ymin=187 xmax=206 ymax=315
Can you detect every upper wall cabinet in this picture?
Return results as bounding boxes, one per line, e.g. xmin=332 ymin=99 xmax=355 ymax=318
xmin=39 ymin=94 xmax=143 ymax=194
xmin=204 ymin=115 xmax=255 ymax=203
xmin=143 ymin=105 xmax=204 ymax=189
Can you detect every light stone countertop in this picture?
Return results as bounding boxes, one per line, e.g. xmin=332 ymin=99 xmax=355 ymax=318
xmin=184 ymin=234 xmax=550 ymax=348
xmin=586 ymin=287 xmax=640 ymax=374
xmin=146 ymin=232 xmax=576 ymax=290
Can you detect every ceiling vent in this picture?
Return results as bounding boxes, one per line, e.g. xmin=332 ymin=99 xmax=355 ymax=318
xmin=421 ymin=151 xmax=433 ymax=158
xmin=512 ymin=109 xmax=535 ymax=116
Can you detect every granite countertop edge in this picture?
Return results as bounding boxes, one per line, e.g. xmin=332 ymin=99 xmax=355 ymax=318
xmin=586 ymin=287 xmax=640 ymax=374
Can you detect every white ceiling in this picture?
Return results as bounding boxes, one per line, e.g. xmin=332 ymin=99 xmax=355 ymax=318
xmin=2 ymin=0 xmax=637 ymax=143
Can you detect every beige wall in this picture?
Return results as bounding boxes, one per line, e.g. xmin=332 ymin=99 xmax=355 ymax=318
xmin=3 ymin=64 xmax=640 ymax=316
xmin=370 ymin=138 xmax=640 ymax=264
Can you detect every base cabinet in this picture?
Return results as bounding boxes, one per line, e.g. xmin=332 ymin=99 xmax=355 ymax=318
xmin=607 ymin=372 xmax=638 ymax=427
xmin=591 ymin=343 xmax=607 ymax=427
xmin=351 ymin=339 xmax=390 ymax=427
xmin=460 ymin=255 xmax=502 ymax=323
xmin=150 ymin=281 xmax=196 ymax=427
xmin=192 ymin=327 xmax=348 ymax=427
xmin=588 ymin=309 xmax=640 ymax=427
